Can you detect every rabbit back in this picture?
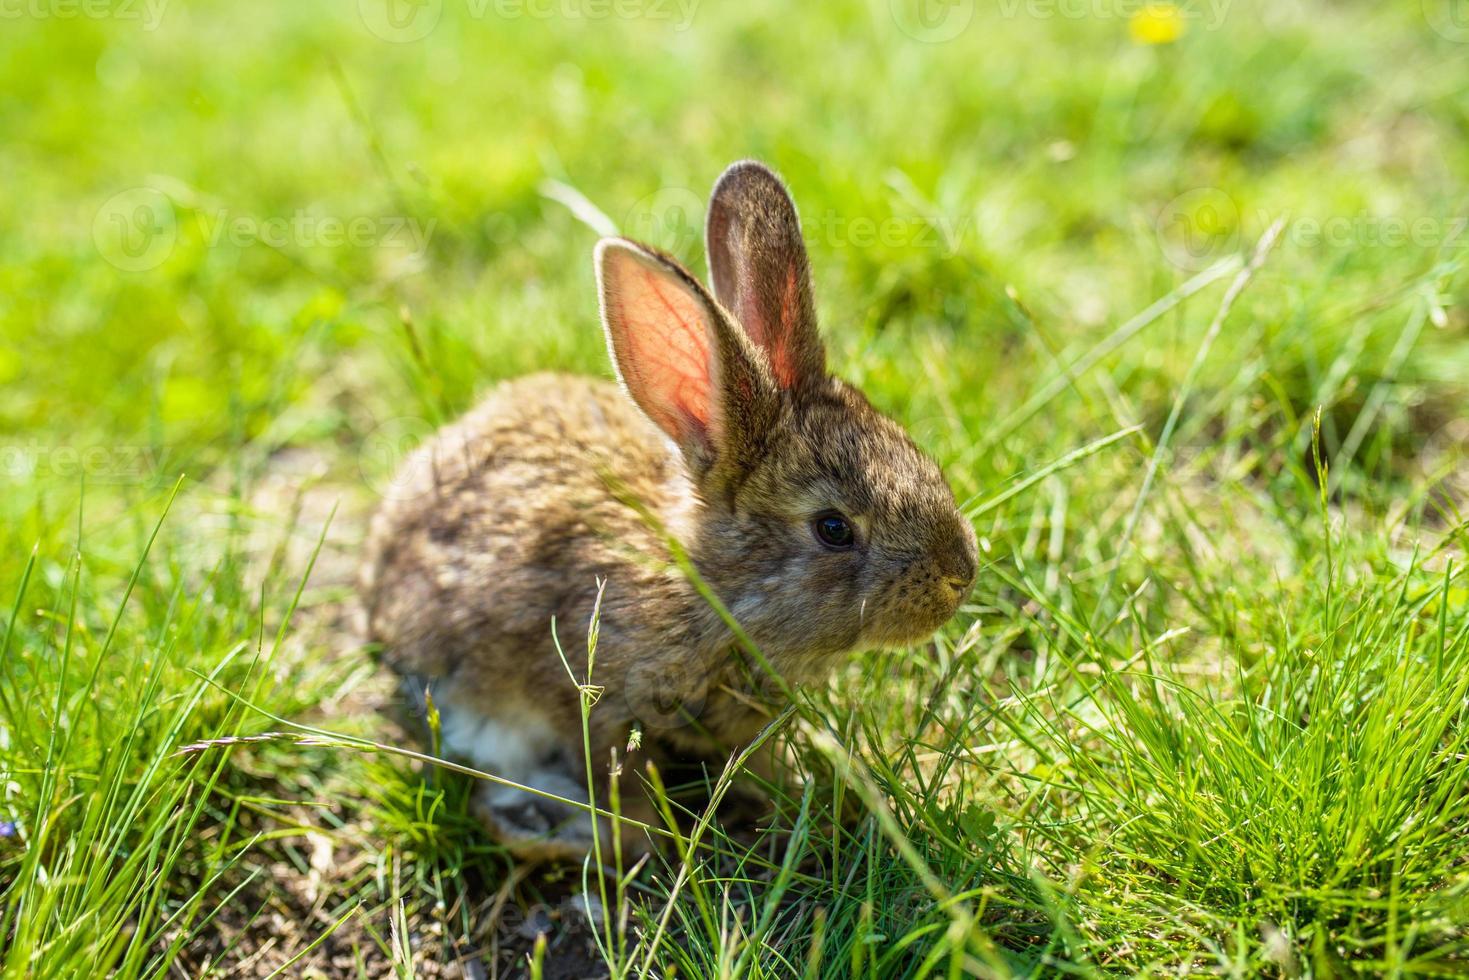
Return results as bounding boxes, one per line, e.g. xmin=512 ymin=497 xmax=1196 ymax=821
xmin=361 ymin=372 xmax=711 ymax=727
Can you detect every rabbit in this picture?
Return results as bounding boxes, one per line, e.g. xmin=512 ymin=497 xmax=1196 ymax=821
xmin=360 ymin=160 xmax=978 ymax=860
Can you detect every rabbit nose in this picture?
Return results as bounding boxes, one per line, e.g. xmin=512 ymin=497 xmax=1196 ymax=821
xmin=935 ymin=558 xmax=975 ymax=610
xmin=940 ymin=534 xmax=978 ymax=592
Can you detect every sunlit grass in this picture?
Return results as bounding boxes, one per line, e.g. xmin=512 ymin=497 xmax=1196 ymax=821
xmin=2 ymin=0 xmax=1468 ymax=974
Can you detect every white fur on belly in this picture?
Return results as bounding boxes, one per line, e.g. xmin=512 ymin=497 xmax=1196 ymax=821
xmin=437 ymin=701 xmax=558 ymax=780
xmin=436 ymin=700 xmax=592 ymax=818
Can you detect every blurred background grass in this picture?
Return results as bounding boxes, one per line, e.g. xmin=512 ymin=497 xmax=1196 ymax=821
xmin=2 ymin=0 xmax=1468 ymax=975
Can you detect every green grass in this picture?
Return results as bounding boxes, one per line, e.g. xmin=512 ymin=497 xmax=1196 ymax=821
xmin=2 ymin=0 xmax=1468 ymax=975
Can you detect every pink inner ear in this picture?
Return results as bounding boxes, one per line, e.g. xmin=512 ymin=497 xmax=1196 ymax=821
xmin=733 ymin=264 xmax=800 ymax=390
xmin=605 ymin=258 xmax=715 ymax=445
xmin=768 ymin=265 xmax=802 ymax=388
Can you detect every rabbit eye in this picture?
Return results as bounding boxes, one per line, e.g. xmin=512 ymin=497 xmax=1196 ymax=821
xmin=812 ymin=512 xmax=856 ymax=550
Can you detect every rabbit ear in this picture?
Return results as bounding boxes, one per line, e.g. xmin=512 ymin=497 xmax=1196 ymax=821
xmin=706 ymin=161 xmax=825 ymax=393
xmin=596 ymin=237 xmax=776 ymax=475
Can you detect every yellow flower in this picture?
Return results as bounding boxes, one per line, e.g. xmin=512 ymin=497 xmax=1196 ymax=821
xmin=1130 ymin=2 xmax=1185 ymax=45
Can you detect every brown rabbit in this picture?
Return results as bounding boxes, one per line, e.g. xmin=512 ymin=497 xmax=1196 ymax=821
xmin=360 ymin=161 xmax=977 ymax=859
